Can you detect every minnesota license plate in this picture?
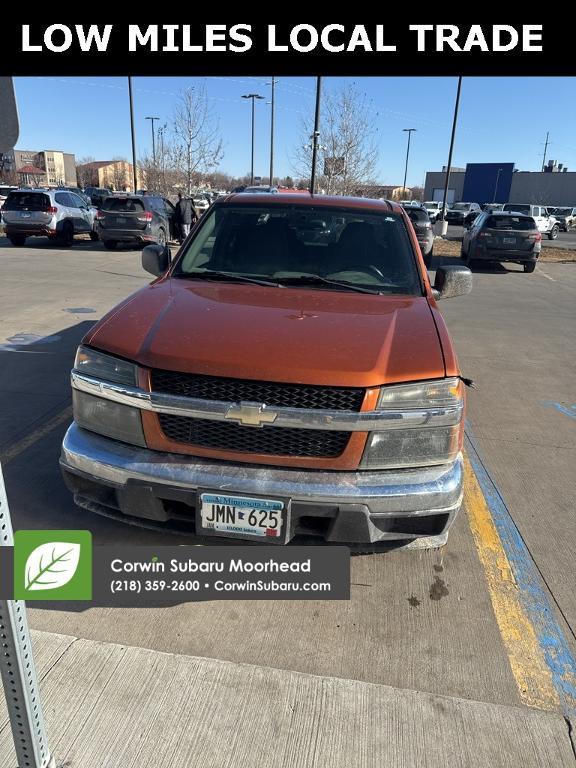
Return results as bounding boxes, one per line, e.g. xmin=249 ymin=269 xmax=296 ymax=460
xmin=198 ymin=492 xmax=287 ymax=542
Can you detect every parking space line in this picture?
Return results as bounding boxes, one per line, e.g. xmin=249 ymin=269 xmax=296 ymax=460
xmin=464 ymin=434 xmax=576 ymax=719
xmin=0 ymin=405 xmax=73 ymax=465
xmin=536 ymin=266 xmax=556 ymax=281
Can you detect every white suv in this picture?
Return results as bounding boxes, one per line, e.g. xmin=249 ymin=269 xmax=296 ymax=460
xmin=502 ymin=204 xmax=559 ymax=240
xmin=2 ymin=188 xmax=98 ymax=247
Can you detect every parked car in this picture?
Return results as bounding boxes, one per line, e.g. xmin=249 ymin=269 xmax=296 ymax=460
xmin=61 ymin=193 xmax=473 ymax=548
xmin=423 ymin=201 xmax=447 ymax=223
xmin=463 ymin=209 xmax=483 ymax=228
xmin=84 ymin=187 xmax=113 ymax=208
xmin=55 ymin=186 xmax=92 ymax=207
xmin=547 ymin=206 xmax=576 ymax=232
xmin=501 ymin=204 xmax=559 ymax=240
xmin=95 ymin=194 xmax=175 ymax=249
xmin=461 ymin=211 xmax=541 ymax=272
xmin=2 ymin=188 xmax=98 ymax=247
xmin=402 ymin=204 xmax=434 ymax=268
xmin=241 ymin=186 xmax=279 ymax=194
xmin=0 ymin=185 xmax=18 ymax=213
xmin=192 ymin=195 xmax=210 ymax=216
xmin=446 ymin=202 xmax=482 ymax=226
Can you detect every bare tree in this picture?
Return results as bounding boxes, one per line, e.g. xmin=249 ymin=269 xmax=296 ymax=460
xmin=170 ymin=85 xmax=224 ymax=195
xmin=110 ymin=157 xmax=129 ymax=191
xmin=292 ymin=85 xmax=379 ymax=195
xmin=76 ymin=156 xmax=96 ymax=188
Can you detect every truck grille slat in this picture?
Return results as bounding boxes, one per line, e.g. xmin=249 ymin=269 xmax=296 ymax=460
xmin=151 ymin=370 xmax=365 ymax=412
xmin=158 ymin=414 xmax=350 ymax=458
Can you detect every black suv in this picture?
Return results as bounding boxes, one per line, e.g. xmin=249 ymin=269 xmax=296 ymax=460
xmin=96 ymin=195 xmax=175 ymax=250
xmin=84 ymin=187 xmax=113 ymax=208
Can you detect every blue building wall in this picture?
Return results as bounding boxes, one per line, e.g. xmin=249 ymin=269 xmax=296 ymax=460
xmin=462 ymin=163 xmax=515 ymax=204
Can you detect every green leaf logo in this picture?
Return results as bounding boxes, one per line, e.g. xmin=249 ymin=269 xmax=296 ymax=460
xmin=24 ymin=542 xmax=81 ymax=591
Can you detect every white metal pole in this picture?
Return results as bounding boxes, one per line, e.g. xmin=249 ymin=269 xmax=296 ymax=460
xmin=0 ymin=465 xmax=56 ymax=768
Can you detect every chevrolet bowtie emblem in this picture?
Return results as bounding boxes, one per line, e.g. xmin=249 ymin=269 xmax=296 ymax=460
xmin=224 ymin=401 xmax=278 ymax=428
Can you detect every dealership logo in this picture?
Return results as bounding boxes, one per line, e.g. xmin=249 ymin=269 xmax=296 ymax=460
xmin=14 ymin=530 xmax=92 ymax=601
xmin=224 ymin=401 xmax=278 ymax=428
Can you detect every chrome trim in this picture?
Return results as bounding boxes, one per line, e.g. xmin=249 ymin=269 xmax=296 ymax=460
xmin=61 ymin=424 xmax=464 ymax=515
xmin=71 ymin=371 xmax=464 ymax=431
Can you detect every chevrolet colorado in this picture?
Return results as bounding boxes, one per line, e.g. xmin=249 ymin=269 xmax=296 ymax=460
xmin=61 ymin=194 xmax=472 ymax=547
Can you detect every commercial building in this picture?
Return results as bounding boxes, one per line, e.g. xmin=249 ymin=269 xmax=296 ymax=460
xmin=76 ymin=160 xmax=143 ymax=192
xmin=0 ymin=148 xmax=77 ymax=187
xmin=424 ymin=162 xmax=576 ymax=207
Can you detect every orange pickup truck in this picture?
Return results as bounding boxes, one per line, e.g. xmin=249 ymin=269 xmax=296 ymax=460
xmin=61 ymin=194 xmax=472 ymax=548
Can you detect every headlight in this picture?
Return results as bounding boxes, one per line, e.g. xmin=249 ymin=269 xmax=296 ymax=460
xmin=362 ymin=378 xmax=464 ymax=469
xmin=74 ymin=346 xmax=137 ymax=386
xmin=73 ymin=390 xmax=146 ymax=447
xmin=360 ymin=426 xmax=461 ymax=470
xmin=73 ymin=347 xmax=143 ymax=446
xmin=377 ymin=377 xmax=462 ymax=410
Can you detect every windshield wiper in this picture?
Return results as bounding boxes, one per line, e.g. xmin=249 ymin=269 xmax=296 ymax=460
xmin=278 ymin=274 xmax=382 ymax=295
xmin=177 ymin=270 xmax=282 ymax=288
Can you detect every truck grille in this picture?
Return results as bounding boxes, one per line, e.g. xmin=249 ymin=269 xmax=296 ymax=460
xmin=158 ymin=414 xmax=350 ymax=458
xmin=151 ymin=369 xmax=365 ymax=411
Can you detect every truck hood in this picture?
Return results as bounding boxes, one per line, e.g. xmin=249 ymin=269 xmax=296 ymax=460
xmin=85 ymin=278 xmax=445 ymax=388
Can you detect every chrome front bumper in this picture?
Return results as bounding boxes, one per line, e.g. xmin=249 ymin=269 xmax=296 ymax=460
xmin=60 ymin=424 xmax=463 ymax=544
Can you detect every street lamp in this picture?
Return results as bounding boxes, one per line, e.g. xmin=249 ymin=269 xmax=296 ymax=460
xmin=242 ymin=93 xmax=265 ymax=185
xmin=145 ymin=116 xmax=160 ymax=164
xmin=402 ymin=128 xmax=417 ymax=197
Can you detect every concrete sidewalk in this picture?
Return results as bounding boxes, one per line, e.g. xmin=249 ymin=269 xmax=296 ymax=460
xmin=0 ymin=630 xmax=574 ymax=768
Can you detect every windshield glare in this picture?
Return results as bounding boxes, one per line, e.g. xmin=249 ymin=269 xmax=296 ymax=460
xmin=175 ymin=205 xmax=421 ymax=295
xmin=452 ymin=203 xmax=470 ymax=211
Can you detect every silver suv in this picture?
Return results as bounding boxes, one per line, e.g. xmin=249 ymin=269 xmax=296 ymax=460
xmin=2 ymin=188 xmax=98 ymax=247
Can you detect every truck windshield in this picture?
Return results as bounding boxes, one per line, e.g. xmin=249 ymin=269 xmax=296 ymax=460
xmin=175 ymin=205 xmax=422 ymax=295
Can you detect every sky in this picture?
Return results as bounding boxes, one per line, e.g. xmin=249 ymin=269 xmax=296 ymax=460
xmin=12 ymin=76 xmax=576 ymax=187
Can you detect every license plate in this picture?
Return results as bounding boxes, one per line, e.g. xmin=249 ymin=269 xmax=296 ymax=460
xmin=198 ymin=492 xmax=287 ymax=542
xmin=503 ymin=237 xmax=516 ymax=244
xmin=115 ymin=217 xmax=126 ymax=224
xmin=19 ymin=212 xmax=31 ymax=218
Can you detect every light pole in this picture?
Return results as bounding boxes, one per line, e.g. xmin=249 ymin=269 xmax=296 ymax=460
xmin=310 ymin=76 xmax=323 ymax=195
xmin=127 ymin=77 xmax=138 ymax=193
xmin=493 ymin=168 xmax=503 ymax=203
xmin=145 ymin=116 xmax=159 ymax=164
xmin=242 ymin=93 xmax=265 ymax=185
xmin=268 ymin=77 xmax=278 ymax=185
xmin=440 ymin=76 xmax=463 ymax=235
xmin=402 ymin=128 xmax=417 ymax=197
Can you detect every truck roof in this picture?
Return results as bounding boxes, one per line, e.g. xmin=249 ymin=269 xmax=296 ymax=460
xmin=221 ymin=193 xmax=401 ymax=213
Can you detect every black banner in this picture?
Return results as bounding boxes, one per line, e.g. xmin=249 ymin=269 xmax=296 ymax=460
xmin=1 ymin=17 xmax=572 ymax=75
xmin=0 ymin=546 xmax=350 ymax=605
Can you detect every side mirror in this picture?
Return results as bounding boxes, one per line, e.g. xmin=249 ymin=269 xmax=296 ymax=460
xmin=433 ymin=265 xmax=472 ymax=300
xmin=142 ymin=244 xmax=171 ymax=277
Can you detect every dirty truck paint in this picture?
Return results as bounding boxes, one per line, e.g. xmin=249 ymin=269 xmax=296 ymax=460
xmin=464 ymin=433 xmax=576 ymax=718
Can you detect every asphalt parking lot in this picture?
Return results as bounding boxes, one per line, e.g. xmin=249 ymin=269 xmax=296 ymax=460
xmin=0 ymin=236 xmax=575 ymax=757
